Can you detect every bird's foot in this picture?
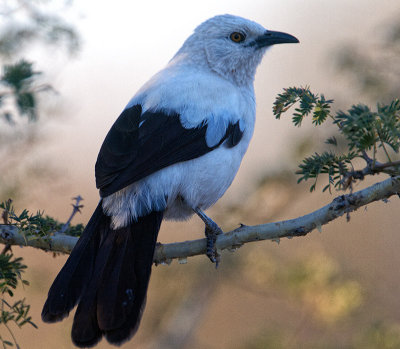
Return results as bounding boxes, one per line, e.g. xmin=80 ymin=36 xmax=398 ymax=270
xmin=193 ymin=207 xmax=223 ymax=268
xmin=205 ymin=225 xmax=222 ymax=267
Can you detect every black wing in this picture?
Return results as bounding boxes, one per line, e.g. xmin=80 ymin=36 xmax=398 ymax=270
xmin=95 ymin=104 xmax=244 ymax=197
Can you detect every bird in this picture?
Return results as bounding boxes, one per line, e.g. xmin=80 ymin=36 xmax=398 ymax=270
xmin=41 ymin=14 xmax=299 ymax=347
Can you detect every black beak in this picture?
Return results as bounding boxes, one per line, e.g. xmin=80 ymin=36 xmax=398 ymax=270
xmin=253 ymin=30 xmax=299 ymax=48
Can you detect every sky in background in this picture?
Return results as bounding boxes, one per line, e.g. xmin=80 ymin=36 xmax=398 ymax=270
xmin=26 ymin=0 xmax=400 ymax=217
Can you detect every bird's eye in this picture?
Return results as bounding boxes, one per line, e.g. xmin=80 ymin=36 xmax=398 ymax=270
xmin=230 ymin=32 xmax=246 ymax=43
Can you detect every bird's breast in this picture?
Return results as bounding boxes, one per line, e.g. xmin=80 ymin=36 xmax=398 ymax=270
xmin=161 ymin=128 xmax=253 ymax=220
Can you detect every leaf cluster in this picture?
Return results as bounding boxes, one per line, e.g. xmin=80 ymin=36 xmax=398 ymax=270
xmin=0 ymin=200 xmax=84 ymax=239
xmin=273 ymin=87 xmax=333 ymax=126
xmin=0 ymin=60 xmax=48 ymax=123
xmin=297 ymin=151 xmax=358 ymax=192
xmin=0 ymin=253 xmax=36 ymax=348
xmin=274 ymin=87 xmax=400 ymax=191
xmin=335 ymin=100 xmax=400 ymax=153
xmin=0 ymin=254 xmax=28 ymax=298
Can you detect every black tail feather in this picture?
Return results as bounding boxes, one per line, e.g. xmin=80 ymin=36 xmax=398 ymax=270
xmin=71 ymin=289 xmax=103 ymax=348
xmin=42 ymin=201 xmax=106 ymax=323
xmin=97 ymin=228 xmax=137 ymax=331
xmin=42 ymin=203 xmax=163 ymax=347
xmin=104 ymin=211 xmax=162 ymax=345
xmin=71 ymin=216 xmax=116 ymax=347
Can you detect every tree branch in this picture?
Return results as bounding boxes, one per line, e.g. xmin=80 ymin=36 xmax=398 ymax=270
xmin=0 ymin=176 xmax=399 ymax=264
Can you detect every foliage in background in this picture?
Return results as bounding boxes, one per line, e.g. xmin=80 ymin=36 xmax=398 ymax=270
xmin=0 ymin=0 xmax=79 ymax=59
xmin=335 ymin=17 xmax=400 ymax=102
xmin=0 ymin=0 xmax=81 ymax=200
xmin=242 ymin=248 xmax=363 ymax=323
xmin=0 ymin=60 xmax=50 ymax=123
xmin=239 ymin=244 xmax=400 ymax=349
xmin=242 ymin=320 xmax=400 ymax=349
xmin=0 ymin=0 xmax=80 ymax=125
xmin=0 ymin=1 xmax=81 ymax=346
xmin=274 ymin=86 xmax=400 ymax=192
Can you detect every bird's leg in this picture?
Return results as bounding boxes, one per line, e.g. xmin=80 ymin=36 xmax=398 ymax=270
xmin=193 ymin=207 xmax=223 ymax=267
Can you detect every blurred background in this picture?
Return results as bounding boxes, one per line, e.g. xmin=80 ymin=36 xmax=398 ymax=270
xmin=2 ymin=0 xmax=400 ymax=348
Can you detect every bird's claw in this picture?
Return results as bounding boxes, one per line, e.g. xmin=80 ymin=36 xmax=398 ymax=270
xmin=192 ymin=207 xmax=223 ymax=267
xmin=205 ymin=225 xmax=222 ymax=268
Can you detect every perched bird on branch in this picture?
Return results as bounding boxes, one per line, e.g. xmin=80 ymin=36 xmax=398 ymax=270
xmin=41 ymin=14 xmax=298 ymax=347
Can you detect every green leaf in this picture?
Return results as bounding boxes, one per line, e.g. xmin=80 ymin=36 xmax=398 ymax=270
xmin=325 ymin=136 xmax=338 ymax=146
xmin=276 ymin=87 xmax=400 ymax=192
xmin=312 ymin=94 xmax=333 ymax=125
xmin=16 ymin=92 xmax=36 ymax=120
xmin=273 ymin=86 xmax=333 ymax=127
xmin=1 ymin=60 xmax=39 ymax=91
xmin=297 ymin=151 xmax=357 ymax=192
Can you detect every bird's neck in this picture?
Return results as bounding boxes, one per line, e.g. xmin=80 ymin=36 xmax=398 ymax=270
xmin=169 ymin=54 xmax=255 ymax=90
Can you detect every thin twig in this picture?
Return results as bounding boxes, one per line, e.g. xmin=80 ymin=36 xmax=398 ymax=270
xmin=1 ymin=199 xmax=12 ymax=255
xmin=1 ymin=245 xmax=11 ymax=255
xmin=379 ymin=139 xmax=393 ymax=163
xmin=342 ymin=157 xmax=400 ymax=189
xmin=58 ymin=196 xmax=83 ymax=234
xmin=3 ymin=321 xmax=19 ymax=349
xmin=361 ymin=150 xmax=373 ymax=167
xmin=373 ymin=159 xmax=400 ymax=170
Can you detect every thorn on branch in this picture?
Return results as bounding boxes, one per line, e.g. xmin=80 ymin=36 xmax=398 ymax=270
xmin=227 ymin=243 xmax=243 ymax=252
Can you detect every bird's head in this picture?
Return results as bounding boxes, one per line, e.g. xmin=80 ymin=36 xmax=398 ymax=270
xmin=174 ymin=14 xmax=299 ymax=87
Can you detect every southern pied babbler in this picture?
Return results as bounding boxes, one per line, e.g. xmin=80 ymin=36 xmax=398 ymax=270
xmin=42 ymin=14 xmax=299 ymax=347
